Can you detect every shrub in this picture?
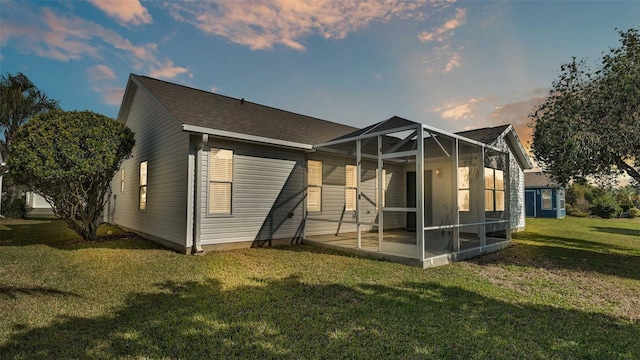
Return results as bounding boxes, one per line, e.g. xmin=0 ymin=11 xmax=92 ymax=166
xmin=629 ymin=207 xmax=640 ymax=219
xmin=591 ymin=195 xmax=622 ymax=219
xmin=1 ymin=198 xmax=27 ymax=218
xmin=574 ymin=197 xmax=591 ymax=214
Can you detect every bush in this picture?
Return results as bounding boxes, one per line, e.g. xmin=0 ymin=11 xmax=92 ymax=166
xmin=1 ymin=198 xmax=27 ymax=218
xmin=574 ymin=197 xmax=591 ymax=214
xmin=591 ymin=195 xmax=622 ymax=219
xmin=629 ymin=207 xmax=640 ymax=219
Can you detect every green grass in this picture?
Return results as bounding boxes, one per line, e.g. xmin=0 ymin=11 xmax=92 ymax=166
xmin=1 ymin=217 xmax=639 ymax=359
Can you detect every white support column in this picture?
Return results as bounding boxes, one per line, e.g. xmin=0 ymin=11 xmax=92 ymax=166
xmin=356 ymin=138 xmax=362 ymax=249
xmin=480 ymin=146 xmax=486 ymax=246
xmin=377 ymin=135 xmax=383 ymax=252
xmin=454 ymin=138 xmax=460 ymax=252
xmin=416 ymin=126 xmax=425 ymax=261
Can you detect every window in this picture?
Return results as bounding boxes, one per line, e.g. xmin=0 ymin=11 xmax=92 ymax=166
xmin=484 ymin=168 xmax=505 ymax=212
xmin=376 ymin=168 xmax=386 ymax=210
xmin=541 ymin=189 xmax=552 ymax=210
xmin=209 ymin=148 xmax=233 ymax=214
xmin=307 ymin=160 xmax=322 ymax=212
xmin=120 ymin=168 xmax=125 ymax=193
xmin=139 ymin=161 xmax=147 ymax=210
xmin=458 ymin=166 xmax=470 ymax=212
xmin=345 ymin=165 xmax=357 ymax=211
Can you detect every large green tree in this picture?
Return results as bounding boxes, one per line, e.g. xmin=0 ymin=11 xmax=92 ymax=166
xmin=531 ymin=29 xmax=640 ymax=185
xmin=10 ymin=110 xmax=135 ymax=241
xmin=0 ymin=72 xmax=59 ymax=160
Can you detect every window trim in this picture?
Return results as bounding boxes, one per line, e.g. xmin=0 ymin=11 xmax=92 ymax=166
xmin=541 ymin=189 xmax=553 ymax=210
xmin=458 ymin=166 xmax=470 ymax=212
xmin=345 ymin=165 xmax=357 ymax=211
xmin=120 ymin=168 xmax=125 ymax=193
xmin=208 ymin=148 xmax=234 ymax=216
xmin=307 ymin=160 xmax=322 ymax=212
xmin=139 ymin=161 xmax=147 ymax=211
xmin=484 ymin=167 xmax=505 ymax=212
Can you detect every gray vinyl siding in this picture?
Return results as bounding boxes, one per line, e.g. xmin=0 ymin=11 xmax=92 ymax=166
xmin=493 ymin=137 xmax=526 ymax=230
xmin=304 ymin=153 xmax=405 ymax=236
xmin=199 ymin=139 xmax=305 ymax=244
xmin=110 ymin=87 xmax=189 ymax=246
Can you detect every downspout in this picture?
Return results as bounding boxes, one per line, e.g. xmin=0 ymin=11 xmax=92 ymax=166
xmin=192 ymin=134 xmax=208 ymax=254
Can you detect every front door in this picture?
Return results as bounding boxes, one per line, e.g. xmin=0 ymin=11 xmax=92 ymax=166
xmin=406 ymin=170 xmax=433 ymax=231
xmin=525 ymin=190 xmax=536 ymax=217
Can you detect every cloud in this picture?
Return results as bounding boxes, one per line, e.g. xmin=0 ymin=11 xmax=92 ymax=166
xmin=149 ymin=62 xmax=190 ymax=79
xmin=210 ymin=85 xmax=219 ymax=93
xmin=93 ymin=86 xmax=125 ymax=106
xmin=435 ymin=90 xmax=547 ymax=151
xmin=444 ymin=52 xmax=461 ymax=73
xmin=88 ymin=0 xmax=152 ymax=26
xmin=485 ymin=90 xmax=547 ymax=149
xmin=418 ymin=8 xmax=466 ymax=43
xmin=0 ymin=4 xmax=187 ymax=78
xmin=87 ymin=64 xmax=117 ymax=80
xmin=166 ymin=0 xmax=447 ymax=51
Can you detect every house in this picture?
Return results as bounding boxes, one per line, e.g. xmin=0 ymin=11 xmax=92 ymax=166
xmin=25 ymin=192 xmax=55 ymax=218
xmin=524 ymin=171 xmax=566 ymax=218
xmin=109 ymin=74 xmax=532 ymax=267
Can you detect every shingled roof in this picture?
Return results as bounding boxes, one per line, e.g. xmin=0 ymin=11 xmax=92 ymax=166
xmin=128 ymin=75 xmax=357 ymax=146
xmin=525 ymin=171 xmax=561 ymax=188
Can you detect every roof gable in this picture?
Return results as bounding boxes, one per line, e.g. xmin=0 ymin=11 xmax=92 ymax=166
xmin=129 ymin=75 xmax=356 ymax=146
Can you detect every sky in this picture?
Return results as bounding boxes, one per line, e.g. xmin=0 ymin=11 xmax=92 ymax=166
xmin=1 ymin=0 xmax=638 ymax=150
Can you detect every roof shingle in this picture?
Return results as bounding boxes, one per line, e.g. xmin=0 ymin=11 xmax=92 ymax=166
xmin=133 ymin=75 xmax=357 ymax=145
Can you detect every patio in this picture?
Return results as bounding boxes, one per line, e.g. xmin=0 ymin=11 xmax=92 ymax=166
xmin=303 ymin=116 xmax=512 ymax=267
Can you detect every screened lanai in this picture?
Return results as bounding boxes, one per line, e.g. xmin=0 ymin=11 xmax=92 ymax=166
xmin=302 ymin=116 xmax=511 ymax=267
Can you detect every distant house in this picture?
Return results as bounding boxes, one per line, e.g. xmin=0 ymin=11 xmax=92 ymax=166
xmin=109 ymin=74 xmax=532 ymax=267
xmin=524 ymin=171 xmax=566 ymax=219
xmin=25 ymin=192 xmax=55 ymax=218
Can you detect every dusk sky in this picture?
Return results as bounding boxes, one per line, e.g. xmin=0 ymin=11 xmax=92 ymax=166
xmin=1 ymin=0 xmax=638 ymax=148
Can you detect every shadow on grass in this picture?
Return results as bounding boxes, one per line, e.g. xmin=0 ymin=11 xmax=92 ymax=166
xmin=513 ymin=231 xmax=639 ymax=254
xmin=592 ymin=226 xmax=640 ymax=238
xmin=0 ymin=286 xmax=82 ymax=299
xmin=0 ymin=220 xmax=162 ymax=251
xmin=472 ymin=240 xmax=640 ymax=280
xmin=1 ymin=276 xmax=638 ymax=359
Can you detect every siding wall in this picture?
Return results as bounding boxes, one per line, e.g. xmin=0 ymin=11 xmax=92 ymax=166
xmin=494 ymin=137 xmax=526 ymax=230
xmin=304 ymin=153 xmax=405 ymax=236
xmin=110 ymin=86 xmax=189 ymax=247
xmin=199 ymin=139 xmax=305 ymax=244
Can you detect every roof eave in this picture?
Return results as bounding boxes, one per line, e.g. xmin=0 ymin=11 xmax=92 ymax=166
xmin=182 ymin=124 xmax=313 ymax=150
xmin=502 ymin=126 xmax=534 ymax=170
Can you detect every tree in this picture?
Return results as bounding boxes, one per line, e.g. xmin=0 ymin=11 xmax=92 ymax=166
xmin=1 ymin=72 xmax=59 ymax=160
xmin=9 ymin=110 xmax=135 ymax=241
xmin=531 ymin=29 xmax=640 ymax=185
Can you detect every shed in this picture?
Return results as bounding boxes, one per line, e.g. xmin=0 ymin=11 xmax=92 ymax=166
xmin=524 ymin=171 xmax=566 ymax=218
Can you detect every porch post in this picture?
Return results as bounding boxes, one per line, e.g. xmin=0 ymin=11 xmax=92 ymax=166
xmin=416 ymin=126 xmax=425 ymax=261
xmin=378 ymin=135 xmax=383 ymax=252
xmin=455 ymin=138 xmax=460 ymax=252
xmin=480 ymin=146 xmax=486 ymax=246
xmin=356 ymin=138 xmax=362 ymax=249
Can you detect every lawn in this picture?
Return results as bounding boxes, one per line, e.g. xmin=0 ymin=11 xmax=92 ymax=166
xmin=1 ymin=217 xmax=638 ymax=359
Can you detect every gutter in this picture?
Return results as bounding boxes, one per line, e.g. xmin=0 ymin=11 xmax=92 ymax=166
xmin=192 ymin=134 xmax=208 ymax=255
